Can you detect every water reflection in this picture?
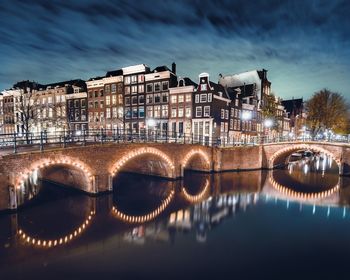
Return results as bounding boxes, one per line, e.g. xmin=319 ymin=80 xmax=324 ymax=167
xmin=2 ymin=155 xmax=350 ymax=279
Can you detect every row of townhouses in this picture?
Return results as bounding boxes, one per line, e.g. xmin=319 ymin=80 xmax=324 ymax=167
xmin=0 ymin=63 xmax=304 ymax=143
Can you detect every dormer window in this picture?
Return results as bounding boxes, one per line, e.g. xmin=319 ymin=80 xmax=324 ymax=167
xmin=201 ymin=84 xmax=207 ymax=91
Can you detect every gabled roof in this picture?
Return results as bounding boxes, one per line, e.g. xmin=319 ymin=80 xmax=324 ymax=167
xmin=105 ymin=69 xmax=123 ymax=77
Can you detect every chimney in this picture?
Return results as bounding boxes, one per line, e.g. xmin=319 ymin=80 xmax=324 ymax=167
xmin=172 ymin=62 xmax=176 ymax=74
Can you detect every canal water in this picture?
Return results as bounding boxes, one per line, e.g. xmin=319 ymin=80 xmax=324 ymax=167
xmin=1 ymin=153 xmax=350 ymax=279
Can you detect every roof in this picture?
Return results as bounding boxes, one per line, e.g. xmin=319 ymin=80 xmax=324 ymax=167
xmin=219 ymin=70 xmax=262 ymax=88
xmin=12 ymin=80 xmax=44 ymax=91
xmin=209 ymin=81 xmax=230 ymax=99
xmin=105 ymin=69 xmax=123 ymax=77
xmin=153 ymin=65 xmax=172 ymax=73
xmin=281 ymin=98 xmax=303 ymax=114
xmin=44 ymin=79 xmax=86 ymax=89
xmin=182 ymin=77 xmax=198 ymax=87
xmin=229 ymin=84 xmax=256 ymax=99
xmin=87 ymin=76 xmax=104 ymax=81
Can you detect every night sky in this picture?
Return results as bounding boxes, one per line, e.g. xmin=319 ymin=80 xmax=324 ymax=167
xmin=0 ymin=0 xmax=349 ymax=100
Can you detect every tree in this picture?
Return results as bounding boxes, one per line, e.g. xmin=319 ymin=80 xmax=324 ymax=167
xmin=261 ymin=92 xmax=280 ymax=131
xmin=306 ymin=89 xmax=349 ymax=136
xmin=261 ymin=92 xmax=277 ymax=118
xmin=14 ymin=81 xmax=67 ymax=143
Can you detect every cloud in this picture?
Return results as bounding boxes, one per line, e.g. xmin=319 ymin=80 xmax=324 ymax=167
xmin=0 ymin=0 xmax=349 ymax=99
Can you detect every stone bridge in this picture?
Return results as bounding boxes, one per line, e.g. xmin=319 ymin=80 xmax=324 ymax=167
xmin=0 ymin=141 xmax=350 ymax=211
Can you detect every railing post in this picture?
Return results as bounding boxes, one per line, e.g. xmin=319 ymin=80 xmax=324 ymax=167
xmin=83 ymin=129 xmax=86 ymax=146
xmin=13 ymin=132 xmax=17 ymax=154
xmin=63 ymin=128 xmax=66 ymax=148
xmin=40 ymin=131 xmax=44 ymax=152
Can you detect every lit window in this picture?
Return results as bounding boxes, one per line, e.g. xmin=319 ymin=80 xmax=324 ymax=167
xmin=154 ymin=105 xmax=161 ymax=118
xmin=138 ymin=75 xmax=144 ymax=83
xmin=196 ymin=107 xmax=202 ymax=117
xmin=138 ymin=84 xmax=144 ymax=93
xmin=131 ymin=75 xmax=137 ymax=84
xmin=171 ymin=108 xmax=177 ymax=118
xmin=204 ymin=106 xmax=210 ymax=117
xmin=162 ymin=105 xmax=168 ymax=117
xmin=200 ymin=94 xmax=207 ymax=103
xmin=221 ymin=109 xmax=225 ymax=119
xmin=208 ymin=93 xmax=212 ymax=102
xmin=178 ymin=107 xmax=184 ymax=118
xmin=171 ymin=95 xmax=177 ymax=103
xmin=185 ymin=107 xmax=191 ymax=118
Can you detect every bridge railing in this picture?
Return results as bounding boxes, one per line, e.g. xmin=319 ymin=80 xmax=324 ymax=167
xmin=0 ymin=129 xmax=349 ymax=154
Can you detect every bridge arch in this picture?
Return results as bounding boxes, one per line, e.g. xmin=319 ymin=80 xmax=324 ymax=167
xmin=268 ymin=144 xmax=341 ymax=171
xmin=16 ymin=156 xmax=94 ymax=192
xmin=110 ymin=147 xmax=175 ymax=178
xmin=182 ymin=149 xmax=211 ymax=172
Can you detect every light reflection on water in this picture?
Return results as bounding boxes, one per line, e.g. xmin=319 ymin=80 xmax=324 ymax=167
xmin=2 ymin=155 xmax=350 ymax=279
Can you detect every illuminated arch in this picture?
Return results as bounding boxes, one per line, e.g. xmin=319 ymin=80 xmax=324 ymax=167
xmin=17 ymin=211 xmax=95 ymax=248
xmin=15 ymin=156 xmax=94 ymax=190
xmin=182 ymin=179 xmax=210 ymax=203
xmin=269 ymin=144 xmax=341 ymax=170
xmin=110 ymin=147 xmax=175 ymax=177
xmin=269 ymin=173 xmax=339 ymax=201
xmin=182 ymin=149 xmax=211 ymax=170
xmin=112 ymin=189 xmax=175 ymax=223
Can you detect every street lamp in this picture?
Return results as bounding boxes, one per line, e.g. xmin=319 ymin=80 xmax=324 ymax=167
xmin=146 ymin=118 xmax=156 ymax=128
xmin=264 ymin=118 xmax=273 ymax=128
xmin=241 ymin=111 xmax=252 ymax=121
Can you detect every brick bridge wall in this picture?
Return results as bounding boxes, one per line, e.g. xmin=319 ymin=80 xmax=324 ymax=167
xmin=0 ymin=141 xmax=350 ymax=211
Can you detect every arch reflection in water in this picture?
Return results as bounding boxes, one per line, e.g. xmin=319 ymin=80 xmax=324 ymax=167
xmin=111 ymin=173 xmax=176 ymax=224
xmin=17 ymin=211 xmax=95 ymax=248
xmin=112 ymin=190 xmax=175 ymax=224
xmin=269 ymin=153 xmax=340 ymax=202
xmin=181 ymin=179 xmax=210 ymax=203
